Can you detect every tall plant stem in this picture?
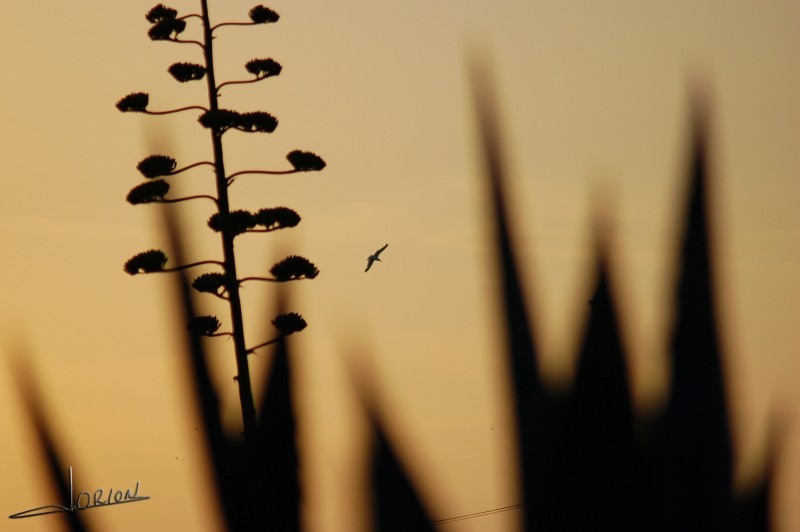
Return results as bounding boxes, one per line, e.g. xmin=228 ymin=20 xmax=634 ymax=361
xmin=200 ymin=0 xmax=258 ymax=445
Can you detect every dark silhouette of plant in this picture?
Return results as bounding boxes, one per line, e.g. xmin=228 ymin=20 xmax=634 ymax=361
xmin=369 ymin=415 xmax=436 ymax=532
xmin=661 ymin=102 xmax=733 ymax=532
xmin=9 ymin=354 xmax=93 ymax=532
xmin=117 ymin=2 xmax=325 ymax=445
xmin=17 ymin=29 xmax=789 ymax=529
xmin=468 ymin=59 xmax=780 ymax=532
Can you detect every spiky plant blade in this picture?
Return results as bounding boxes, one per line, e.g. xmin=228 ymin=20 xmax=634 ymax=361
xmin=11 ymin=357 xmax=93 ymax=532
xmin=255 ymin=291 xmax=301 ymax=531
xmin=161 ymin=207 xmax=253 ymax=531
xmin=469 ymin=55 xmax=550 ymax=532
xmin=567 ymin=242 xmax=638 ymax=531
xmin=663 ymin=96 xmax=732 ymax=531
xmin=370 ymin=418 xmax=435 ymax=532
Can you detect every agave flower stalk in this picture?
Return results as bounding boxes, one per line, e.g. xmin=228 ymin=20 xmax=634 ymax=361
xmin=199 ymin=0 xmax=257 ymax=442
xmin=120 ymin=2 xmax=326 ymax=446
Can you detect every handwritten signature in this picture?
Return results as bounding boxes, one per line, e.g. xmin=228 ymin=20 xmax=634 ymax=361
xmin=9 ymin=467 xmax=150 ymax=519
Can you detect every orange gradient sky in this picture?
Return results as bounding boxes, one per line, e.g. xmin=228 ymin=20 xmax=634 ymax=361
xmin=1 ymin=1 xmax=799 ymax=531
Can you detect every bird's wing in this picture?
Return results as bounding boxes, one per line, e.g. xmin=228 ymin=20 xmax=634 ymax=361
xmin=375 ymin=243 xmax=389 ymax=256
xmin=365 ymin=257 xmax=374 ymax=272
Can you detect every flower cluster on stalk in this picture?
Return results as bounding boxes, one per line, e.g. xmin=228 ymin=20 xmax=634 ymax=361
xmin=249 ymin=5 xmax=279 ymax=24
xmin=245 ymin=58 xmax=282 ymax=78
xmin=199 ymin=109 xmax=278 ymax=135
xmin=287 ymin=150 xmax=326 ymax=171
xmin=124 ymin=250 xmax=168 ymax=274
xmin=146 ymin=4 xmax=186 ymax=41
xmin=192 ymin=272 xmax=228 ymax=296
xmin=270 ymin=256 xmax=320 ymax=281
xmin=272 ymin=313 xmax=306 ymax=335
xmin=187 ymin=315 xmax=222 ymax=336
xmin=127 ymin=180 xmax=170 ymax=205
xmin=169 ymin=63 xmax=206 ymax=82
xmin=117 ymin=92 xmax=150 ymax=112
xmin=137 ymin=155 xmax=177 ymax=178
xmin=207 ymin=207 xmax=301 ymax=236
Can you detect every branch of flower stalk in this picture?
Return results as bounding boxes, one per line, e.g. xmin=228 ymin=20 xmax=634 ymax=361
xmin=178 ymin=14 xmax=203 ymax=21
xmin=245 ymin=336 xmax=283 ymax=354
xmin=149 ymin=260 xmax=224 ymax=273
xmin=245 ymin=312 xmax=306 ymax=353
xmin=238 ymin=276 xmax=309 ymax=284
xmin=205 ymin=332 xmax=233 ymax=338
xmin=171 ymin=161 xmax=215 ymax=175
xmin=240 ymin=227 xmax=289 ymax=234
xmin=193 ymin=286 xmax=229 ymax=300
xmin=159 ymin=194 xmax=219 ymax=206
xmin=211 ymin=21 xmax=261 ymax=32
xmin=125 ymin=250 xmax=225 ymax=276
xmin=166 ymin=37 xmax=205 ymax=49
xmin=216 ymin=77 xmax=266 ymax=95
xmin=226 ymin=169 xmax=297 ymax=185
xmin=144 ymin=105 xmax=209 ymax=116
xmin=207 ymin=292 xmax=229 ymax=302
xmin=225 ymin=151 xmax=326 ymax=184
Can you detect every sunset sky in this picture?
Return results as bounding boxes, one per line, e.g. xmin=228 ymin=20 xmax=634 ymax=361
xmin=1 ymin=1 xmax=799 ymax=530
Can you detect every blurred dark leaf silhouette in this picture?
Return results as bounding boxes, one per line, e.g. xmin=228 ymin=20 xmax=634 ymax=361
xmin=12 ymin=356 xmax=93 ymax=532
xmin=169 ymin=62 xmax=207 ymax=82
xmin=565 ymin=241 xmax=638 ymax=532
xmin=731 ymin=413 xmax=786 ymax=532
xmin=469 ymin=55 xmax=548 ymax=532
xmin=369 ymin=418 xmax=436 ymax=532
xmin=11 ymin=40 xmax=788 ymax=532
xmin=345 ymin=358 xmax=436 ymax=532
xmin=466 ymin=59 xmax=779 ymax=532
xmin=662 ymin=97 xmax=733 ymax=532
xmin=256 ymin=296 xmax=302 ymax=531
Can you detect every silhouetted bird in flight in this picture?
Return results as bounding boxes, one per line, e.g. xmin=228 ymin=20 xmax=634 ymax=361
xmin=365 ymin=243 xmax=388 ymax=272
